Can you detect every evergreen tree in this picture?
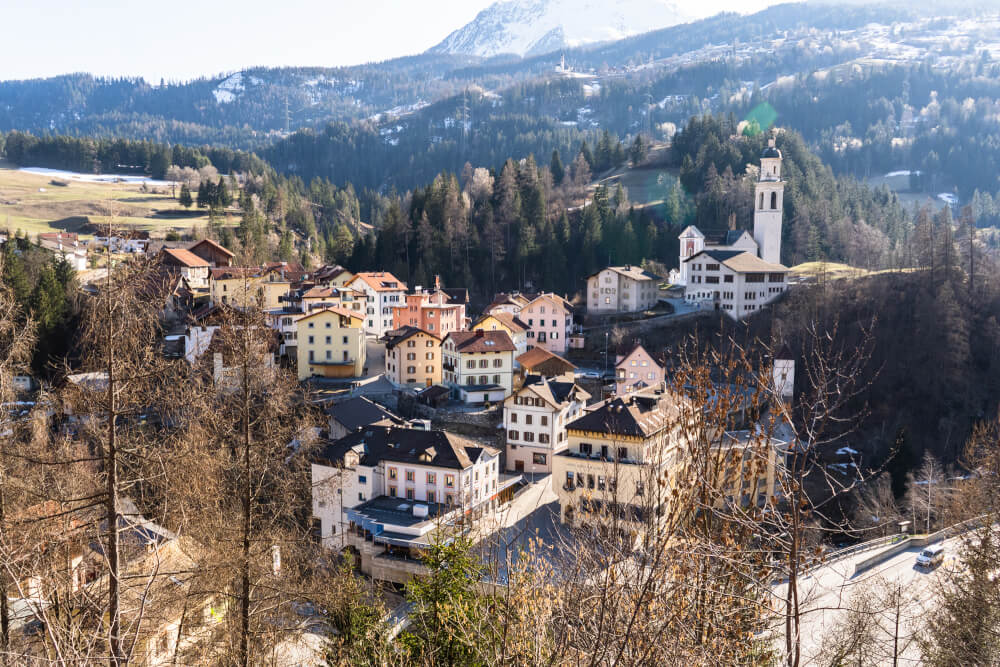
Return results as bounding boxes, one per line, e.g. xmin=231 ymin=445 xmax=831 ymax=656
xmin=550 ymin=148 xmax=565 ymax=185
xmin=178 ymin=184 xmax=193 ymax=209
xmin=277 ymin=230 xmax=294 ymax=262
xmin=196 ymin=180 xmax=208 ymax=209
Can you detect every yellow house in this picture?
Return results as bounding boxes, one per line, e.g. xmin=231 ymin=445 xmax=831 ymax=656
xmin=209 ymin=268 xmax=262 ymax=307
xmin=296 ymin=307 xmax=366 ymax=380
xmin=384 ymin=326 xmax=442 ymax=387
xmin=471 ymin=312 xmax=529 ymax=358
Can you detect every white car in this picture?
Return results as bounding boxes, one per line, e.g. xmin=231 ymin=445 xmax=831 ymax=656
xmin=916 ymin=544 xmax=945 ymax=568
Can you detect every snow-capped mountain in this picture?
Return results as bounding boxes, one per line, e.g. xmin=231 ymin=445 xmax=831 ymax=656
xmin=428 ymin=0 xmax=696 ymax=58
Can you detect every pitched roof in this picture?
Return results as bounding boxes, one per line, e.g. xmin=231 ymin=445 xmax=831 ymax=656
xmin=474 ymin=311 xmax=529 ymax=334
xmin=568 ymin=387 xmax=684 ymax=438
xmin=685 ymin=249 xmax=787 ymax=272
xmin=160 ymin=247 xmax=209 ymax=268
xmin=588 ymin=265 xmax=662 ymax=282
xmin=347 ymin=272 xmax=407 ymax=292
xmin=188 ymin=238 xmax=235 ymax=257
xmin=486 ymin=292 xmax=531 ymax=311
xmin=440 ymin=288 xmax=469 ymax=305
xmin=315 ymin=426 xmax=497 ymax=470
xmin=519 ymin=374 xmax=590 ymax=406
xmin=616 ymin=343 xmax=661 ymax=369
xmin=516 ymin=347 xmax=577 ymax=372
xmin=446 ymin=330 xmax=516 ymax=353
xmin=325 ymin=397 xmax=401 ymax=432
xmin=524 ymin=292 xmax=573 ymax=311
xmin=705 ymin=229 xmax=754 ymax=246
xmin=296 ymin=306 xmax=363 ymax=323
xmin=385 ymin=326 xmax=439 ymax=349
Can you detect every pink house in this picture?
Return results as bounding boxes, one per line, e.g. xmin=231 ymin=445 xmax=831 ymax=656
xmin=519 ymin=293 xmax=574 ymax=355
xmin=391 ymin=289 xmax=465 ymax=337
xmin=615 ymin=344 xmax=665 ymax=395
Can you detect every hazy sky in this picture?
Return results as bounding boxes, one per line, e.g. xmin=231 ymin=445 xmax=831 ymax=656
xmin=0 ymin=0 xmax=776 ymax=83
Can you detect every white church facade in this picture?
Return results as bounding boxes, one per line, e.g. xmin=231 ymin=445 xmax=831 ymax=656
xmin=681 ymin=137 xmax=790 ymax=319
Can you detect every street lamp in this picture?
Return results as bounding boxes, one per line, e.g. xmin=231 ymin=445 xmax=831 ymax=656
xmin=604 ymin=331 xmax=609 ymax=375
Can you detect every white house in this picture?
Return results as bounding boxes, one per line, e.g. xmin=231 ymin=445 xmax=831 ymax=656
xmin=677 ymin=227 xmax=757 ymax=285
xmin=586 ymin=265 xmax=662 ymax=315
xmin=684 ymin=250 xmax=788 ymax=318
xmin=442 ymin=330 xmax=516 ymax=402
xmin=344 ymin=272 xmax=407 ymax=338
xmin=503 ymin=375 xmax=590 ymax=474
xmin=310 ymin=426 xmax=517 ymax=583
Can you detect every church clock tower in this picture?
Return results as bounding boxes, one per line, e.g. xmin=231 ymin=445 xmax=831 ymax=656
xmin=753 ymin=136 xmax=785 ymax=266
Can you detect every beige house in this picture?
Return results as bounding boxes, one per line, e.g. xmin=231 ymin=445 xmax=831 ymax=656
xmin=615 ymin=343 xmax=664 ymax=395
xmin=586 ymin=266 xmax=662 ymax=314
xmin=300 ymin=286 xmax=370 ymax=315
xmin=208 ymin=267 xmax=262 ymax=307
xmin=385 ymin=326 xmax=442 ymax=388
xmin=503 ymin=375 xmax=590 ymax=474
xmin=295 ymin=307 xmax=366 ymax=380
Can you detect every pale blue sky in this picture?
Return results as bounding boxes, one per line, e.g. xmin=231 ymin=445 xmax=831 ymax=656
xmin=0 ymin=0 xmax=495 ymax=82
xmin=0 ymin=0 xmax=769 ymax=83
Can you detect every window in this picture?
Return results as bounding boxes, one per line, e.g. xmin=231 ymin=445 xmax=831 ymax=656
xmin=493 ymin=375 xmax=500 ymax=384
xmin=525 ymin=415 xmax=532 ymax=425
xmin=771 ymin=191 xmax=778 ymax=209
xmin=597 ymin=476 xmax=606 ymax=491
xmin=479 ymin=359 xmax=488 ymax=368
xmin=466 ymin=377 xmax=475 ymax=386
xmin=493 ymin=358 xmax=502 ymax=367
xmin=466 ymin=360 xmax=475 ymax=369
xmin=388 ymin=468 xmax=397 ymax=480
xmin=405 ymin=470 xmax=414 ymax=482
xmin=388 ymin=486 xmax=397 ymax=497
xmin=580 ymin=442 xmax=592 ymax=456
xmin=636 ymin=481 xmax=644 ymax=496
xmin=566 ymin=471 xmax=575 ymax=489
xmin=308 ymin=335 xmax=314 ymax=344
xmin=427 ymin=490 xmax=435 ymax=503
xmin=533 ymin=453 xmax=546 ymax=465
xmin=510 ymin=413 xmax=517 ymax=423
xmin=358 ymin=475 xmax=367 ymax=484
xmin=539 ymin=433 xmax=550 ymax=444
xmin=426 ymin=365 xmax=434 ymax=373
xmin=405 ymin=488 xmax=414 ymax=500
xmin=426 ymin=352 xmax=434 ymax=360
xmin=407 ymin=352 xmax=416 ymax=361
xmin=309 ymin=351 xmax=314 ymax=362
xmin=479 ymin=375 xmax=488 ymax=384
xmin=445 ymin=493 xmax=454 ymax=505
xmin=445 ymin=475 xmax=455 ymax=487
xmin=427 ymin=473 xmax=436 ymax=485
xmin=724 ymin=275 xmax=733 ymax=283
xmin=523 ymin=432 xmax=534 ymax=442
xmin=540 ymin=416 xmax=548 ymax=426
xmin=618 ymin=447 xmax=628 ymax=460
xmin=343 ymin=336 xmax=348 ymax=344
xmin=508 ymin=430 xmax=519 ymax=440
xmin=326 ymin=350 xmax=332 ymax=360
xmin=587 ymin=474 xmax=595 ymax=489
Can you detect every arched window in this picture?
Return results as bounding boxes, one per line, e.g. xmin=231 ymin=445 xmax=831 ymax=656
xmin=759 ymin=193 xmax=764 ymax=209
xmin=770 ymin=192 xmax=778 ymax=209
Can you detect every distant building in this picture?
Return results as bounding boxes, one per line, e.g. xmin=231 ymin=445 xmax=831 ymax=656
xmin=503 ymin=374 xmax=590 ymax=474
xmin=677 ymin=227 xmax=757 ymax=285
xmin=187 ymin=238 xmax=235 ymax=267
xmin=391 ymin=287 xmax=465 ymax=337
xmin=442 ymin=330 xmax=516 ymax=402
xmin=615 ymin=343 xmax=664 ymax=395
xmin=586 ymin=265 xmax=662 ymax=315
xmin=515 ymin=347 xmax=577 ymax=380
xmin=159 ymin=248 xmax=210 ymax=288
xmin=485 ymin=292 xmax=574 ymax=354
xmin=384 ymin=326 xmax=442 ymax=388
xmin=295 ymin=307 xmax=366 ymax=380
xmin=325 ymin=396 xmax=400 ymax=440
xmin=310 ymin=426 xmax=515 ymax=583
xmin=345 ymin=272 xmax=407 ymax=338
xmin=471 ymin=312 xmax=529 ymax=359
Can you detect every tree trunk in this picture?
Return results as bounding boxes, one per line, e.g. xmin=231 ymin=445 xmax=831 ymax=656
xmin=239 ymin=326 xmax=252 ymax=667
xmin=106 ymin=318 xmax=122 ymax=666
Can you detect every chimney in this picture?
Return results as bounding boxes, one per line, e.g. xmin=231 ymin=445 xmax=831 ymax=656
xmin=435 ymin=274 xmax=441 ymax=290
xmin=768 ymin=137 xmax=776 ymax=148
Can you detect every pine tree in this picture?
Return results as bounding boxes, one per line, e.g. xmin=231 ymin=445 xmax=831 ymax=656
xmin=277 ymin=230 xmax=294 ymax=262
xmin=550 ymin=149 xmax=565 ymax=185
xmin=179 ymin=184 xmax=193 ymax=209
xmin=196 ymin=180 xmax=208 ymax=209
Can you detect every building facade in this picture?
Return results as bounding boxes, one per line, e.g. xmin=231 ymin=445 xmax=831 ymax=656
xmin=384 ymin=326 xmax=442 ymax=388
xmin=391 ymin=289 xmax=465 ymax=337
xmin=471 ymin=313 xmax=529 ymax=359
xmin=615 ymin=344 xmax=665 ymax=395
xmin=295 ymin=307 xmax=366 ymax=379
xmin=442 ymin=330 xmax=516 ymax=399
xmin=684 ymin=250 xmax=788 ymax=319
xmin=345 ymin=272 xmax=407 ymax=338
xmin=503 ymin=375 xmax=590 ymax=474
xmin=519 ymin=293 xmax=574 ymax=355
xmin=586 ymin=266 xmax=662 ymax=314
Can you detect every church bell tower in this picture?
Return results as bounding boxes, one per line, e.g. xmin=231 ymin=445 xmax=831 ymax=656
xmin=753 ymin=136 xmax=785 ymax=266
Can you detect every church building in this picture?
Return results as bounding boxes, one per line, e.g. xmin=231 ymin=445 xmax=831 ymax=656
xmin=680 ymin=136 xmax=790 ymax=319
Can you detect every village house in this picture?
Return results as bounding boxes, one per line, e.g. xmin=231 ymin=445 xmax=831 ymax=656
xmin=391 ymin=287 xmax=465 ymax=337
xmin=517 ymin=293 xmax=574 ymax=354
xmin=325 ymin=396 xmax=401 ymax=440
xmin=442 ymin=330 xmax=516 ymax=403
xmin=159 ymin=248 xmax=210 ymax=289
xmin=503 ymin=374 xmax=590 ymax=474
xmin=295 ymin=307 xmax=366 ymax=380
xmin=384 ymin=326 xmax=442 ymax=388
xmin=615 ymin=343 xmax=665 ymax=395
xmin=471 ymin=312 xmax=529 ymax=359
xmin=586 ymin=265 xmax=662 ymax=315
xmin=187 ymin=238 xmax=235 ymax=267
xmin=37 ymin=232 xmax=88 ymax=271
xmin=208 ymin=267 xmax=262 ymax=307
xmin=345 ymin=272 xmax=408 ymax=338
xmin=553 ymin=385 xmax=689 ymax=526
xmin=684 ymin=250 xmax=789 ymax=318
xmin=312 ymin=264 xmax=355 ymax=287
xmin=515 ymin=346 xmax=577 ymax=381
xmin=310 ymin=426 xmax=517 ymax=583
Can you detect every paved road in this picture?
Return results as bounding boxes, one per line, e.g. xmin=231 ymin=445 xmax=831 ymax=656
xmin=776 ymin=534 xmax=967 ymax=665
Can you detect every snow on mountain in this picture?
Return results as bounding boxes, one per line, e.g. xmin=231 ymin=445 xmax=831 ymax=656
xmin=428 ymin=0 xmax=695 ymax=58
